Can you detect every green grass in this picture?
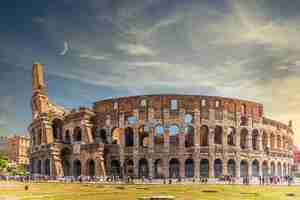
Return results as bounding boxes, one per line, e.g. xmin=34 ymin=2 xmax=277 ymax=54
xmin=1 ymin=182 xmax=300 ymax=200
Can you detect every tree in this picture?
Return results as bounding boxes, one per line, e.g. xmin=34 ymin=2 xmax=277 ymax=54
xmin=0 ymin=153 xmax=8 ymax=173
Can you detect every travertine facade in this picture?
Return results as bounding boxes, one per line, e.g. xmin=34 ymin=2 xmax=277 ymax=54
xmin=7 ymin=135 xmax=30 ymax=165
xmin=29 ymin=63 xmax=294 ymax=178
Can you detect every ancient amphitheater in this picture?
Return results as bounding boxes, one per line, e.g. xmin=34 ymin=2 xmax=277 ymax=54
xmin=29 ymin=63 xmax=294 ymax=179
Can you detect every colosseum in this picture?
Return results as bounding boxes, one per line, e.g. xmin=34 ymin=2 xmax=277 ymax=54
xmin=29 ymin=63 xmax=294 ymax=179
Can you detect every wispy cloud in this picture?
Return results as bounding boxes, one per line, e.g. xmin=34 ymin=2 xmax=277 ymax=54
xmin=117 ymin=43 xmax=156 ymax=56
xmin=79 ymin=54 xmax=109 ymax=61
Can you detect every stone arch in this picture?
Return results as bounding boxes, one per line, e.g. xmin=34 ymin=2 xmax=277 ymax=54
xmin=277 ymin=162 xmax=282 ymax=176
xmin=227 ymin=159 xmax=236 ymax=177
xmin=200 ymin=125 xmax=209 ymax=146
xmin=111 ymin=127 xmax=121 ymax=144
xmin=185 ymin=126 xmax=194 ymax=148
xmin=60 ymin=147 xmax=72 ymax=176
xmin=45 ymin=159 xmax=51 ymax=176
xmin=124 ymin=159 xmax=134 ymax=177
xmin=262 ymin=161 xmax=268 ymax=177
xmin=227 ymin=127 xmax=236 ymax=146
xmin=37 ymin=160 xmax=42 ymax=174
xmin=200 ymin=159 xmax=209 ymax=177
xmin=154 ymin=125 xmax=164 ymax=145
xmin=214 ymin=159 xmax=223 ymax=177
xmin=252 ymin=129 xmax=259 ymax=150
xmin=277 ymin=135 xmax=281 ymax=149
xmin=111 ymin=160 xmax=121 ymax=177
xmin=52 ymin=118 xmax=63 ymax=141
xmin=138 ymin=158 xmax=149 ymax=178
xmin=214 ymin=126 xmax=223 ymax=145
xmin=185 ymin=159 xmax=194 ymax=178
xmin=169 ymin=158 xmax=180 ymax=178
xmin=262 ymin=131 xmax=268 ymax=152
xmin=125 ymin=127 xmax=134 ymax=147
xmin=86 ymin=159 xmax=96 ymax=177
xmin=252 ymin=159 xmax=259 ymax=177
xmin=65 ymin=130 xmax=71 ymax=144
xmin=169 ymin=124 xmax=179 ymax=145
xmin=154 ymin=159 xmax=164 ymax=178
xmin=240 ymin=128 xmax=248 ymax=149
xmin=139 ymin=125 xmax=149 ymax=147
xmin=240 ymin=160 xmax=248 ymax=177
xmin=270 ymin=133 xmax=275 ymax=150
xmin=73 ymin=127 xmax=82 ymax=142
xmin=73 ymin=160 xmax=81 ymax=177
xmin=270 ymin=162 xmax=276 ymax=176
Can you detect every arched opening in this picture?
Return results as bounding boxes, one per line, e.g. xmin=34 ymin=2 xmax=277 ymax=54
xmin=227 ymin=127 xmax=235 ymax=146
xmin=270 ymin=162 xmax=275 ymax=176
xmin=124 ymin=159 xmax=134 ymax=177
xmin=169 ymin=125 xmax=179 ymax=145
xmin=277 ymin=163 xmax=282 ymax=176
xmin=185 ymin=126 xmax=194 ymax=148
xmin=139 ymin=126 xmax=149 ymax=147
xmin=125 ymin=127 xmax=134 ymax=147
xmin=214 ymin=126 xmax=223 ymax=145
xmin=200 ymin=159 xmax=209 ymax=177
xmin=138 ymin=158 xmax=149 ymax=178
xmin=270 ymin=133 xmax=275 ymax=150
xmin=37 ymin=160 xmax=42 ymax=174
xmin=240 ymin=160 xmax=248 ymax=177
xmin=65 ymin=130 xmax=71 ymax=144
xmin=45 ymin=159 xmax=51 ymax=176
xmin=200 ymin=125 xmax=209 ymax=146
xmin=214 ymin=159 xmax=223 ymax=178
xmin=262 ymin=131 xmax=268 ymax=152
xmin=73 ymin=160 xmax=81 ymax=177
xmin=185 ymin=159 xmax=194 ymax=178
xmin=252 ymin=129 xmax=259 ymax=150
xmin=227 ymin=159 xmax=236 ymax=177
xmin=240 ymin=128 xmax=248 ymax=149
xmin=262 ymin=161 xmax=268 ymax=177
xmin=154 ymin=159 xmax=164 ymax=178
xmin=111 ymin=127 xmax=121 ymax=144
xmin=52 ymin=118 xmax=63 ymax=142
xmin=277 ymin=135 xmax=281 ymax=149
xmin=252 ymin=160 xmax=259 ymax=177
xmin=111 ymin=160 xmax=121 ymax=177
xmin=169 ymin=158 xmax=180 ymax=178
xmin=60 ymin=148 xmax=72 ymax=176
xmin=155 ymin=125 xmax=164 ymax=145
xmin=73 ymin=127 xmax=82 ymax=142
xmin=87 ymin=160 xmax=96 ymax=177
xmin=100 ymin=129 xmax=108 ymax=144
xmin=283 ymin=163 xmax=287 ymax=176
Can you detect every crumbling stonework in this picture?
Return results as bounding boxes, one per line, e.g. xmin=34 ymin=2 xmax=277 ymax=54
xmin=29 ymin=64 xmax=294 ymax=178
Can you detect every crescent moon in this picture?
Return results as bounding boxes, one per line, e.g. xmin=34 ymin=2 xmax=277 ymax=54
xmin=60 ymin=41 xmax=69 ymax=56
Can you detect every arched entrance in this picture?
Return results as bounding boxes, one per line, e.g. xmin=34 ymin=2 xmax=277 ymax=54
xmin=252 ymin=160 xmax=259 ymax=177
xmin=227 ymin=159 xmax=236 ymax=177
xmin=185 ymin=126 xmax=194 ymax=148
xmin=60 ymin=148 xmax=72 ymax=176
xmin=262 ymin=161 xmax=268 ymax=177
xmin=214 ymin=159 xmax=223 ymax=178
xmin=73 ymin=160 xmax=81 ymax=177
xmin=138 ymin=158 xmax=149 ymax=178
xmin=270 ymin=162 xmax=275 ymax=176
xmin=200 ymin=159 xmax=209 ymax=177
xmin=200 ymin=125 xmax=209 ymax=146
xmin=124 ymin=159 xmax=134 ymax=177
xmin=240 ymin=160 xmax=248 ymax=177
xmin=277 ymin=163 xmax=282 ymax=176
xmin=45 ymin=159 xmax=51 ymax=176
xmin=37 ymin=160 xmax=42 ymax=174
xmin=111 ymin=160 xmax=121 ymax=177
xmin=87 ymin=160 xmax=96 ymax=177
xmin=185 ymin=159 xmax=194 ymax=178
xmin=240 ymin=129 xmax=248 ymax=149
xmin=154 ymin=159 xmax=164 ymax=178
xmin=169 ymin=158 xmax=180 ymax=178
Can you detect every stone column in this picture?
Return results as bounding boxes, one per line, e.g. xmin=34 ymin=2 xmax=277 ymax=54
xmin=194 ymin=157 xmax=200 ymax=178
xmin=248 ymin=129 xmax=252 ymax=151
xmin=134 ymin=127 xmax=139 ymax=151
xmin=222 ymin=158 xmax=227 ymax=176
xmin=223 ymin=126 xmax=228 ymax=147
xmin=134 ymin=158 xmax=139 ymax=178
xmin=163 ymin=158 xmax=169 ymax=178
xmin=149 ymin=127 xmax=154 ymax=153
xmin=148 ymin=158 xmax=154 ymax=178
xmin=180 ymin=158 xmax=185 ymax=178
xmin=247 ymin=160 xmax=252 ymax=177
xmin=164 ymin=128 xmax=170 ymax=153
xmin=236 ymin=128 xmax=241 ymax=149
xmin=209 ymin=156 xmax=214 ymax=178
xmin=236 ymin=159 xmax=241 ymax=178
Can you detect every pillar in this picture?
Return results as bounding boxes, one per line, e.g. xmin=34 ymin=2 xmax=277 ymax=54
xmin=148 ymin=158 xmax=154 ymax=178
xmin=194 ymin=158 xmax=200 ymax=178
xmin=236 ymin=159 xmax=241 ymax=178
xmin=180 ymin=158 xmax=185 ymax=178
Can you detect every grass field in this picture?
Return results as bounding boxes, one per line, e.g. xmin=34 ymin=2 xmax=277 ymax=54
xmin=1 ymin=182 xmax=300 ymax=200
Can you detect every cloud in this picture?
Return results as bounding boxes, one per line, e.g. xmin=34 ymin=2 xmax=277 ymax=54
xmin=60 ymin=41 xmax=69 ymax=56
xmin=79 ymin=54 xmax=109 ymax=61
xmin=117 ymin=43 xmax=156 ymax=56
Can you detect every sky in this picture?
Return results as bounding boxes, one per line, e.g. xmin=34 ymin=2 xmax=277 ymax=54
xmin=0 ymin=0 xmax=300 ymax=144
